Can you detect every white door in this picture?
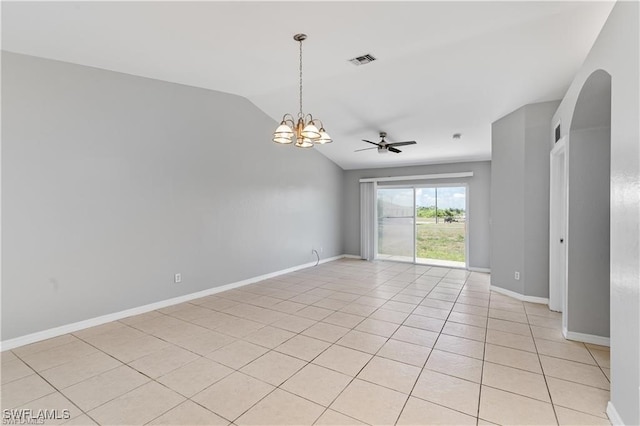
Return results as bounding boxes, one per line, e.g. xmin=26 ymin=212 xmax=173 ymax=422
xmin=549 ymin=137 xmax=567 ymax=318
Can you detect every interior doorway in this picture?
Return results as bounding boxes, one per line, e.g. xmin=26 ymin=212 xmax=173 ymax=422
xmin=549 ymin=137 xmax=567 ymax=320
xmin=376 ymin=185 xmax=467 ymax=268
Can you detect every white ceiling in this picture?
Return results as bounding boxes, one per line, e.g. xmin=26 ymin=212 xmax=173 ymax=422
xmin=2 ymin=1 xmax=614 ymax=170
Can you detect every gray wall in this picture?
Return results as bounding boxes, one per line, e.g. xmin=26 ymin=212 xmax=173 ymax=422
xmin=491 ymin=108 xmax=525 ymax=294
xmin=567 ymin=126 xmax=610 ymax=338
xmin=551 ymin=1 xmax=639 ymax=423
xmin=565 ymin=69 xmax=611 ymax=340
xmin=491 ymin=101 xmax=559 ymax=298
xmin=343 ymin=162 xmax=491 ymax=270
xmin=523 ymin=102 xmax=559 ymax=298
xmin=2 ymin=52 xmax=344 ymax=340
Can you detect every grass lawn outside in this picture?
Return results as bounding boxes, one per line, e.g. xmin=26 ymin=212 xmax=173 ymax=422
xmin=416 ymin=221 xmax=465 ymax=262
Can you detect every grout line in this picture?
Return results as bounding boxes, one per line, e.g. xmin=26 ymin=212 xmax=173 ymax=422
xmin=260 ymin=261 xmax=423 ymax=423
xmin=525 ymin=301 xmax=561 ymax=426
xmin=585 ymin=344 xmax=611 ymax=384
xmin=300 ymin=264 xmax=443 ymax=423
xmin=392 ymin=269 xmax=476 ymax=425
xmin=173 ymin=266 xmax=409 ymax=423
xmin=10 ymin=349 xmax=108 ymax=426
xmin=302 ymin=269 xmax=431 ymax=421
xmin=476 ymin=289 xmax=490 ymax=426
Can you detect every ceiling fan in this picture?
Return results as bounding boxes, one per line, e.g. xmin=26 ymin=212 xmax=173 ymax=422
xmin=355 ymin=132 xmax=417 ymax=154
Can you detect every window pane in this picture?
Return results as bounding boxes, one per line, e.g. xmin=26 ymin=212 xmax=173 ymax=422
xmin=377 ymin=188 xmax=414 ymax=261
xmin=416 ymin=187 xmax=466 ymax=267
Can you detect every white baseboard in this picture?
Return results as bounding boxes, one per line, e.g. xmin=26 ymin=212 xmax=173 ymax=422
xmin=0 ymin=254 xmax=347 ymax=351
xmin=342 ymin=254 xmax=363 ymax=259
xmin=468 ymin=267 xmax=491 ymax=273
xmin=564 ymin=330 xmax=610 ymax=347
xmin=490 ymin=285 xmax=549 ymax=305
xmin=606 ymin=401 xmax=624 ymax=425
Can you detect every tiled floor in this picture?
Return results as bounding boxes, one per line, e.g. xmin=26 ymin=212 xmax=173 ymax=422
xmin=1 ymin=259 xmax=611 ymax=425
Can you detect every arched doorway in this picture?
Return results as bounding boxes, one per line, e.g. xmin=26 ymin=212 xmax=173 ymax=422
xmin=558 ymin=69 xmax=611 ymax=344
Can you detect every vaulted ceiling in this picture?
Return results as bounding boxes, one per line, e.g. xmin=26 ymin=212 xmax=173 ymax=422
xmin=2 ymin=1 xmax=614 ymax=169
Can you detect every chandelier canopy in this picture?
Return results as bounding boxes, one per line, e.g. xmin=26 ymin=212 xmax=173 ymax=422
xmin=272 ymin=34 xmax=332 ymax=148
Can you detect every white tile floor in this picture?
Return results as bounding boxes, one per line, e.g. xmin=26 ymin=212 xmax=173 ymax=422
xmin=1 ymin=259 xmax=611 ymax=425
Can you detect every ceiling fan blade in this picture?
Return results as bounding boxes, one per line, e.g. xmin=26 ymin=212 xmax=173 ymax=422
xmin=388 ymin=147 xmax=402 ymax=153
xmin=354 ymin=147 xmax=378 ymax=152
xmin=387 ymin=141 xmax=417 ymax=147
xmin=362 ymin=139 xmax=382 ymax=147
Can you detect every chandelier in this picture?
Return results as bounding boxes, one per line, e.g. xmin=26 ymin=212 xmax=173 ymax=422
xmin=272 ymin=34 xmax=332 ymax=148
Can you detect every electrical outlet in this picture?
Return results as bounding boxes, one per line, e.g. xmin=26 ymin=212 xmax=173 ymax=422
xmin=319 ymin=247 xmax=323 ymax=254
xmin=514 ymin=271 xmax=520 ymax=280
xmin=174 ymin=273 xmax=182 ymax=283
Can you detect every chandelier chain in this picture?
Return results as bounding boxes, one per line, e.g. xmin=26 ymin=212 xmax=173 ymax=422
xmin=299 ymin=38 xmax=303 ymax=118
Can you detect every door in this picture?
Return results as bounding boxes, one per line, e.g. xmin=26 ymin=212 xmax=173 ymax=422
xmin=549 ymin=137 xmax=567 ymax=317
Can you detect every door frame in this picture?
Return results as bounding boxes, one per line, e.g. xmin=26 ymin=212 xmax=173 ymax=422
xmin=549 ymin=137 xmax=569 ymax=331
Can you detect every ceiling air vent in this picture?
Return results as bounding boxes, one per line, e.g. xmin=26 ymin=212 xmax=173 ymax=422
xmin=348 ymin=54 xmax=377 ymax=66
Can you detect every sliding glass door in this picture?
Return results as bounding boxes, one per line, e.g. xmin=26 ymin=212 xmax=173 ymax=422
xmin=377 ymin=185 xmax=467 ymax=268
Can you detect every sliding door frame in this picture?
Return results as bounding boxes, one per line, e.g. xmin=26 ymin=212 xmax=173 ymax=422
xmin=376 ymin=182 xmax=469 ymax=269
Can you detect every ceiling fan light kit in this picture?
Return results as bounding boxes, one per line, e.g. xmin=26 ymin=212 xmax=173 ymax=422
xmin=272 ymin=34 xmax=332 ymax=148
